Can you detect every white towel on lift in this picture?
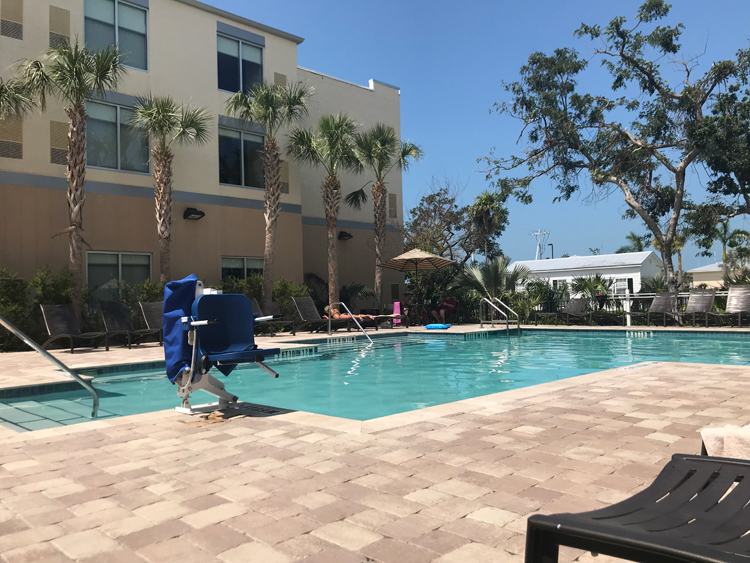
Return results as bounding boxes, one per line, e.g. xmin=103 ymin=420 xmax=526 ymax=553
xmin=701 ymin=424 xmax=750 ymax=459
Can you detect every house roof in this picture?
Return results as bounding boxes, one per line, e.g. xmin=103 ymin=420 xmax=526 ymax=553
xmin=509 ymin=251 xmax=661 ymax=274
xmin=686 ymin=262 xmax=723 ymax=273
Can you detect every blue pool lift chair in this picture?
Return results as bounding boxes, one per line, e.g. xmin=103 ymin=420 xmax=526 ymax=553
xmin=164 ymin=276 xmax=280 ymax=414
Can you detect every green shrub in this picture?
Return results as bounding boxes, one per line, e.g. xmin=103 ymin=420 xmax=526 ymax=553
xmin=221 ymin=275 xmax=262 ymax=299
xmin=135 ymin=279 xmax=164 ymax=303
xmin=30 ymin=266 xmax=72 ymax=307
xmin=0 ymin=268 xmax=31 ymax=351
xmin=273 ymin=278 xmax=309 ymax=317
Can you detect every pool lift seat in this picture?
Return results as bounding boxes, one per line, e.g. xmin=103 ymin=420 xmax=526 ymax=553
xmin=174 ymin=291 xmax=281 ymax=414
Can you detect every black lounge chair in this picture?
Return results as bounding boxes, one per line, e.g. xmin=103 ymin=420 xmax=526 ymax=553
xmin=708 ymin=285 xmax=750 ymax=327
xmin=525 ymin=453 xmax=750 ymax=563
xmin=623 ymin=292 xmax=677 ymax=327
xmin=139 ymin=301 xmax=164 ymax=345
xmin=535 ymin=298 xmax=588 ymax=326
xmin=250 ymin=298 xmax=296 ymax=336
xmin=100 ymin=301 xmax=161 ymax=349
xmin=40 ymin=303 xmax=108 ymax=353
xmin=359 ymin=304 xmax=410 ymax=330
xmin=676 ymin=288 xmax=716 ymax=327
xmin=291 ymin=296 xmax=349 ymax=333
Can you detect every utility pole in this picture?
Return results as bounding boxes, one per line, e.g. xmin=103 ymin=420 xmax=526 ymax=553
xmin=530 ymin=230 xmax=550 ymax=260
xmin=548 ymin=243 xmax=554 ymax=259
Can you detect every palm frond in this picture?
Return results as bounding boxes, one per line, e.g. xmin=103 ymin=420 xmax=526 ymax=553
xmin=16 ymin=59 xmax=55 ymax=111
xmin=344 ymin=188 xmax=369 ymax=210
xmin=397 ymin=140 xmax=423 ymax=172
xmin=131 ymin=95 xmax=211 ymax=149
xmin=224 ymin=91 xmax=254 ymax=123
xmin=287 ymin=127 xmax=321 ymax=167
xmin=0 ymin=78 xmax=34 ymax=119
xmin=89 ymin=44 xmax=126 ymax=99
xmin=174 ymin=105 xmax=212 ymax=146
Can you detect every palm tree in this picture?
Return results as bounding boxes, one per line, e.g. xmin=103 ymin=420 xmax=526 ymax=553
xmin=452 ymin=256 xmax=530 ymax=301
xmin=0 ymin=78 xmax=34 ymax=119
xmin=711 ymin=221 xmax=750 ymax=273
xmin=616 ymin=231 xmax=647 ymax=254
xmin=129 ymin=96 xmax=211 ymax=283
xmin=288 ymin=114 xmax=361 ymax=307
xmin=225 ymin=82 xmax=311 ymax=311
xmin=469 ymin=190 xmax=508 ymax=262
xmin=571 ymin=273 xmax=614 ymax=299
xmin=18 ymin=42 xmax=125 ymax=317
xmin=344 ymin=124 xmax=422 ymax=306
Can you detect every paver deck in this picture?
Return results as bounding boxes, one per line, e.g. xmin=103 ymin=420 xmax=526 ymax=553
xmin=0 ymin=360 xmax=747 ymax=562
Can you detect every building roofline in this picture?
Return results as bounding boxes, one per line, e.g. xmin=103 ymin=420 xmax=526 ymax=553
xmin=175 ymin=0 xmax=305 ymax=44
xmin=298 ymin=67 xmax=373 ymax=91
xmin=514 ymin=263 xmax=655 ymax=275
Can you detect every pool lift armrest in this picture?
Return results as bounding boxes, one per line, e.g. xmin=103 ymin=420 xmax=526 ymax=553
xmin=174 ymin=316 xmax=278 ymax=415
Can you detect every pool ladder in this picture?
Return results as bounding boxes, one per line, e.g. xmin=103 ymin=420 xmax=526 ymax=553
xmin=0 ymin=313 xmax=99 ymax=417
xmin=479 ymin=298 xmax=520 ymax=334
xmin=327 ymin=301 xmax=373 ymax=344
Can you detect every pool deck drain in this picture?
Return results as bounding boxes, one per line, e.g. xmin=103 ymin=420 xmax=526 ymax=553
xmin=0 ymin=361 xmax=747 ymax=562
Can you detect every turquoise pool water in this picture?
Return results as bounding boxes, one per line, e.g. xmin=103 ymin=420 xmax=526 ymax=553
xmin=2 ymin=330 xmax=749 ymax=431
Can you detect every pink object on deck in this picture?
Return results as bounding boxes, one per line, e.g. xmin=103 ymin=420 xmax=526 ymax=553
xmin=393 ymin=302 xmax=401 ymax=324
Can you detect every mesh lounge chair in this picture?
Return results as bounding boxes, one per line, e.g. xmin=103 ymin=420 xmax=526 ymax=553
xmin=291 ymin=296 xmax=350 ymax=333
xmin=100 ymin=300 xmax=161 ymax=349
xmin=139 ymin=301 xmax=164 ymax=345
xmin=40 ymin=303 xmax=108 ymax=353
xmin=676 ymin=288 xmax=716 ymax=327
xmin=623 ymin=292 xmax=677 ymax=327
xmin=525 ymin=453 xmax=750 ymax=563
xmin=708 ymin=285 xmax=750 ymax=327
xmin=250 ymin=298 xmax=295 ymax=336
xmin=535 ymin=298 xmax=588 ymax=326
xmin=362 ymin=304 xmax=410 ymax=330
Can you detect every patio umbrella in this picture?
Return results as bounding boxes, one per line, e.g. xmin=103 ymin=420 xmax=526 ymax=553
xmin=379 ymin=249 xmax=456 ymax=314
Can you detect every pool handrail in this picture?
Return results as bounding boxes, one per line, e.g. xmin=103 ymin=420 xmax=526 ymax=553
xmin=492 ymin=297 xmax=521 ymax=330
xmin=0 ymin=312 xmax=99 ymax=418
xmin=479 ymin=298 xmax=509 ymax=333
xmin=328 ymin=302 xmax=373 ymax=344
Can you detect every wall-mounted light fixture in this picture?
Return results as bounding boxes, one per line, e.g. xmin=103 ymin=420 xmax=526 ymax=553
xmin=183 ymin=207 xmax=205 ymax=220
xmin=338 ymin=231 xmax=353 ymax=241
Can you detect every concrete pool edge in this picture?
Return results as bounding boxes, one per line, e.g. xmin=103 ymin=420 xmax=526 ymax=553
xmin=0 ymin=359 xmax=724 ymax=441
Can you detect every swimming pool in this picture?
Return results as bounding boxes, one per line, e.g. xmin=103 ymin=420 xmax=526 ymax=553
xmin=1 ymin=330 xmax=749 ymax=431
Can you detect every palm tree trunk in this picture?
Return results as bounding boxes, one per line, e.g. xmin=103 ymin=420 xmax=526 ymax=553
xmin=372 ymin=179 xmax=387 ymax=307
xmin=66 ymin=106 xmax=87 ymax=319
xmin=323 ymin=173 xmax=341 ymax=308
xmin=660 ymin=245 xmax=678 ymax=293
xmin=677 ymin=250 xmax=683 ymax=288
xmin=153 ymin=146 xmax=174 ymax=284
xmin=261 ymin=138 xmax=281 ymax=312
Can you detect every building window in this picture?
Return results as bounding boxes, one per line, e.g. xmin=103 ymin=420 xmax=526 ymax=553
xmin=0 ymin=0 xmax=23 ymax=40
xmin=50 ymin=121 xmax=68 ymax=164
xmin=388 ymin=193 xmax=398 ymax=219
xmin=614 ymin=278 xmax=627 ymax=295
xmin=218 ymin=127 xmax=264 ymax=188
xmin=87 ymin=251 xmax=151 ymax=302
xmin=84 ymin=0 xmax=147 ymax=70
xmin=86 ymin=101 xmax=149 ymax=173
xmin=217 ymin=34 xmax=262 ymax=93
xmin=49 ymin=6 xmax=69 ymax=48
xmin=221 ymin=257 xmax=263 ymax=280
xmin=391 ymin=284 xmax=400 ymax=301
xmin=0 ymin=118 xmax=22 ymax=159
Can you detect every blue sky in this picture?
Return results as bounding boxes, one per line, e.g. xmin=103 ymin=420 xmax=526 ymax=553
xmin=213 ymin=0 xmax=750 ymax=269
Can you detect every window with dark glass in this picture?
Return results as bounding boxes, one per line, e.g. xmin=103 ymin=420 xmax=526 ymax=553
xmin=87 ymin=101 xmax=149 ymax=172
xmin=217 ymin=34 xmax=262 ymax=93
xmin=221 ymin=257 xmax=263 ymax=280
xmin=219 ymin=127 xmax=264 ymax=188
xmin=84 ymin=0 xmax=147 ymax=71
xmin=87 ymin=252 xmax=151 ymax=302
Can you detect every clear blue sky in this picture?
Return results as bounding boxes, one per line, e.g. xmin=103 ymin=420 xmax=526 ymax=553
xmin=212 ymin=0 xmax=750 ymax=268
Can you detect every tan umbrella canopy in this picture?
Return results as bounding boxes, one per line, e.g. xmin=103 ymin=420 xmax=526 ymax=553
xmin=379 ymin=249 xmax=455 ymax=272
xmin=380 ymin=249 xmax=455 ymax=306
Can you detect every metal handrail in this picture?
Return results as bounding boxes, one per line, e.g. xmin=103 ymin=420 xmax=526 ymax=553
xmin=327 ymin=302 xmax=373 ymax=344
xmin=0 ymin=313 xmax=99 ymax=417
xmin=479 ymin=298 xmax=509 ymax=334
xmin=492 ymin=298 xmax=521 ymax=330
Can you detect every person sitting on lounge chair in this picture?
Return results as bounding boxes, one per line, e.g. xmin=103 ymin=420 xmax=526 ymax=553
xmin=323 ymin=306 xmax=375 ymax=322
xmin=431 ymin=295 xmax=457 ymax=323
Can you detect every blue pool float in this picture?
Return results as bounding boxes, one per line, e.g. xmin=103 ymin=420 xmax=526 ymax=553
xmin=425 ymin=323 xmax=451 ymax=330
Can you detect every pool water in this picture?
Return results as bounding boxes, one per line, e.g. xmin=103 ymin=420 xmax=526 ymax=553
xmin=2 ymin=330 xmax=749 ymax=431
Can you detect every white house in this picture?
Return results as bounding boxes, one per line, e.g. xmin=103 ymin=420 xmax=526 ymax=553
xmin=510 ymin=251 xmax=664 ymax=294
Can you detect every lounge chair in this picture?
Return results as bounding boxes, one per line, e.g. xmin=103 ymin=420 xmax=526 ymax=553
xmin=291 ymin=296 xmax=349 ymax=333
xmin=525 ymin=453 xmax=750 ymax=563
xmin=100 ymin=300 xmax=161 ymax=349
xmin=163 ymin=274 xmax=280 ymax=414
xmin=676 ymin=288 xmax=716 ymax=327
xmin=362 ymin=304 xmax=410 ymax=330
xmin=250 ymin=298 xmax=296 ymax=335
xmin=139 ymin=301 xmax=164 ymax=345
xmin=623 ymin=292 xmax=677 ymax=327
xmin=40 ymin=303 xmax=108 ymax=353
xmin=535 ymin=298 xmax=588 ymax=326
xmin=708 ymin=285 xmax=750 ymax=327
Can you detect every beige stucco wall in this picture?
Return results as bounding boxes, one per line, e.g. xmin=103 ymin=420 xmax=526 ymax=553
xmin=691 ymin=271 xmax=724 ymax=288
xmin=0 ymin=0 xmax=404 ymax=304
